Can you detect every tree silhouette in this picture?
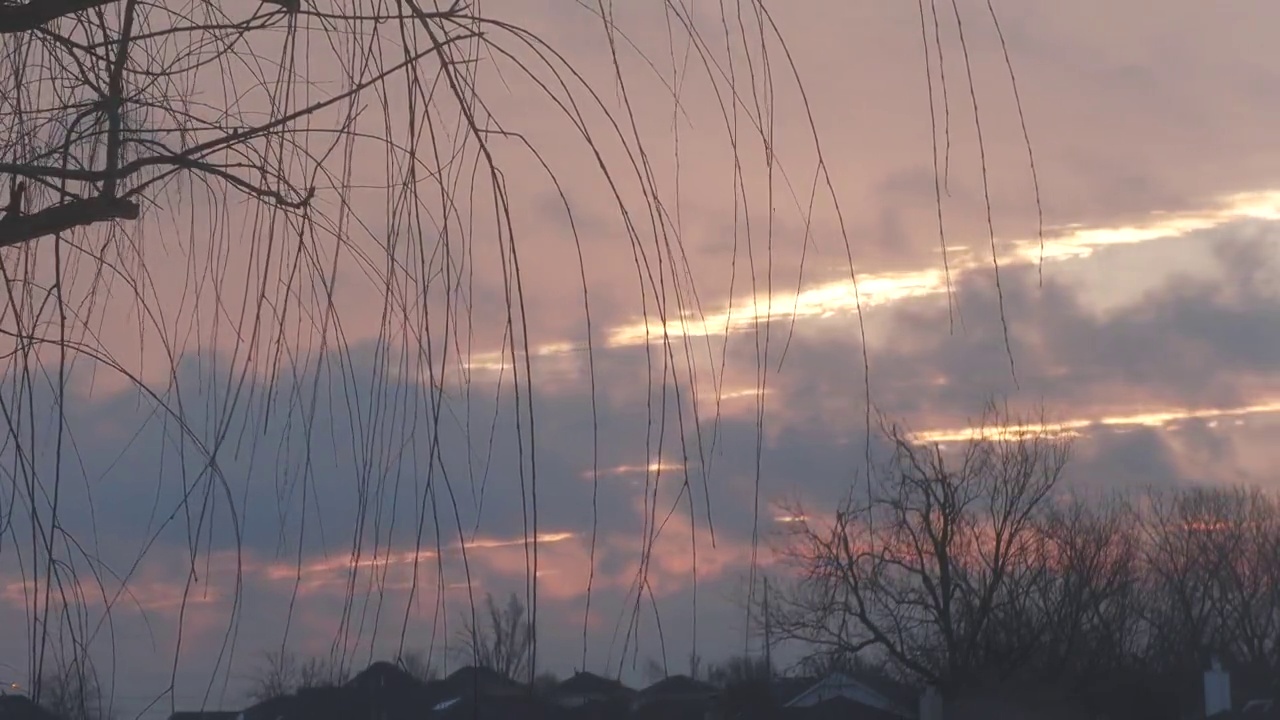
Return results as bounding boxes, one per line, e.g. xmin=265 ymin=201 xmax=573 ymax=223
xmin=245 ymin=651 xmax=347 ymax=703
xmin=34 ymin=658 xmax=110 ymax=720
xmin=771 ymin=414 xmax=1280 ymax=714
xmin=457 ymin=592 xmax=531 ymax=681
xmin=395 ymin=650 xmax=439 ymax=683
xmin=774 ymin=405 xmax=1071 ymax=690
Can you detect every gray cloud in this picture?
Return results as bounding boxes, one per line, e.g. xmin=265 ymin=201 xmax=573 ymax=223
xmin=9 ymin=224 xmax=1280 ymax=720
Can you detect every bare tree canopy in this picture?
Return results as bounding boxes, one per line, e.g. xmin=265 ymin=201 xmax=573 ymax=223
xmin=32 ymin=656 xmax=110 ymax=720
xmin=771 ymin=406 xmax=1280 ymax=713
xmin=1139 ymin=486 xmax=1280 ymax=689
xmin=244 ymin=652 xmax=348 ymax=704
xmin=0 ymin=1 xmax=469 ymax=249
xmin=395 ymin=650 xmax=438 ymax=683
xmin=457 ymin=592 xmax=531 ymax=681
xmin=774 ymin=405 xmax=1072 ymax=689
xmin=704 ymin=654 xmax=772 ymax=688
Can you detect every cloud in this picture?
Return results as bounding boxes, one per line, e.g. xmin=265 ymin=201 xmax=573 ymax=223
xmin=0 ymin=335 xmax=779 ymax=698
xmin=9 ymin=216 xmax=1280 ymax=718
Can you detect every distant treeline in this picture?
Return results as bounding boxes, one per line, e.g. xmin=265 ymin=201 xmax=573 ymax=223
xmin=770 ymin=406 xmax=1280 ymax=717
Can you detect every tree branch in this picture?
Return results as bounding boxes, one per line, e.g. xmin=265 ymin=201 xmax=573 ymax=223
xmin=0 ymin=196 xmax=139 ymax=249
xmin=0 ymin=0 xmax=299 ymax=35
xmin=0 ymin=0 xmax=118 ymax=35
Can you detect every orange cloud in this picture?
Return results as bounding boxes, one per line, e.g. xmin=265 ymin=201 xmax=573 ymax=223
xmin=911 ymin=400 xmax=1280 ymax=445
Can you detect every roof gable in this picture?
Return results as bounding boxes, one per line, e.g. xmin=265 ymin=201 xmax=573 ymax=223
xmin=167 ymin=712 xmax=239 ymax=720
xmin=782 ymin=696 xmax=904 ymax=720
xmin=631 ymin=697 xmax=714 ymax=720
xmin=638 ymin=675 xmax=716 ymax=698
xmin=347 ymin=661 xmax=424 ymax=693
xmin=553 ymin=672 xmax=634 ymax=698
xmin=443 ymin=666 xmax=524 ymax=694
xmin=429 ymin=693 xmax=556 ymax=720
xmin=783 ymin=673 xmax=911 ymax=718
xmin=239 ymin=694 xmax=294 ymax=720
xmin=0 ymin=695 xmax=63 ymax=720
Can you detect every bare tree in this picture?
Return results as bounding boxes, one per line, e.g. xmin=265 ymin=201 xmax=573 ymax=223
xmin=642 ymin=658 xmax=667 ymax=686
xmin=704 ymin=654 xmax=772 ymax=688
xmin=688 ymin=653 xmax=704 ymax=682
xmin=1208 ymin=489 xmax=1280 ymax=688
xmin=961 ymin=491 xmax=1153 ymax=716
xmin=531 ymin=672 xmax=559 ymax=698
xmin=1138 ymin=486 xmax=1280 ymax=698
xmin=245 ymin=652 xmax=347 ymax=704
xmin=1024 ymin=494 xmax=1145 ymax=679
xmin=395 ymin=650 xmax=438 ymax=683
xmin=35 ymin=659 xmax=109 ymax=720
xmin=456 ymin=592 xmax=531 ymax=681
xmin=704 ymin=655 xmax=774 ymax=719
xmin=770 ymin=409 xmax=1280 ymax=713
xmin=793 ymin=651 xmax=892 ymax=681
xmin=773 ymin=405 xmax=1071 ymax=691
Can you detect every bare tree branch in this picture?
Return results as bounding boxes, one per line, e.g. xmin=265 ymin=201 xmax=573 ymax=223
xmin=456 ymin=592 xmax=532 ymax=681
xmin=772 ymin=403 xmax=1071 ymax=691
xmin=0 ymin=196 xmax=139 ymax=248
xmin=0 ymin=0 xmax=298 ymax=35
xmin=0 ymin=0 xmax=118 ymax=34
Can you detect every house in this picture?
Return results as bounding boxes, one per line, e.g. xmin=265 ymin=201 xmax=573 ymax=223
xmin=440 ymin=691 xmax=563 ymax=720
xmin=432 ymin=666 xmax=527 ymax=700
xmin=238 ymin=661 xmax=438 ymax=720
xmin=780 ymin=696 xmax=904 ymax=720
xmin=167 ymin=712 xmax=239 ymax=720
xmin=922 ymin=658 xmax=1280 ymax=720
xmin=631 ymin=676 xmax=719 ymax=720
xmin=715 ymin=674 xmax=804 ymax=720
xmin=417 ymin=665 xmax=532 ymax=713
xmin=344 ymin=662 xmax=539 ymax=720
xmin=632 ymin=675 xmax=717 ymax=709
xmin=719 ymin=671 xmax=924 ymax=720
xmin=238 ymin=693 xmax=295 ymax=720
xmin=781 ymin=673 xmax=916 ymax=719
xmin=235 ymin=661 xmax=547 ymax=720
xmin=0 ymin=695 xmax=62 ymax=720
xmin=343 ymin=661 xmax=441 ymax=720
xmin=546 ymin=671 xmax=635 ymax=709
xmin=546 ymin=670 xmax=635 ymax=720
xmin=938 ymin=692 xmax=1090 ymax=720
xmin=1203 ymin=658 xmax=1280 ymax=720
xmin=420 ymin=667 xmax=571 ymax=720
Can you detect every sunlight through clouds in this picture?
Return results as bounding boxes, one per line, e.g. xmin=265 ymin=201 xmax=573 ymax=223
xmin=461 ymin=187 xmax=1280 ymax=373
xmin=910 ymin=400 xmax=1280 ymax=444
xmin=0 ymin=533 xmax=583 ymax=613
xmin=456 ymin=188 xmax=1280 ymax=445
xmin=605 ymin=189 xmax=1280 ymax=347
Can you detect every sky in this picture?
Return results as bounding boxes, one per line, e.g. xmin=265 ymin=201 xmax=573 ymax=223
xmin=5 ymin=1 xmax=1280 ymax=718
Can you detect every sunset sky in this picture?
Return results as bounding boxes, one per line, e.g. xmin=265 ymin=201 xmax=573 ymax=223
xmin=4 ymin=1 xmax=1280 ymax=718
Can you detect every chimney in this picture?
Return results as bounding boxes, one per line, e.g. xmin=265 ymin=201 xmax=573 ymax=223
xmin=1204 ymin=656 xmax=1231 ymax=718
xmin=918 ymin=685 xmax=943 ymax=720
